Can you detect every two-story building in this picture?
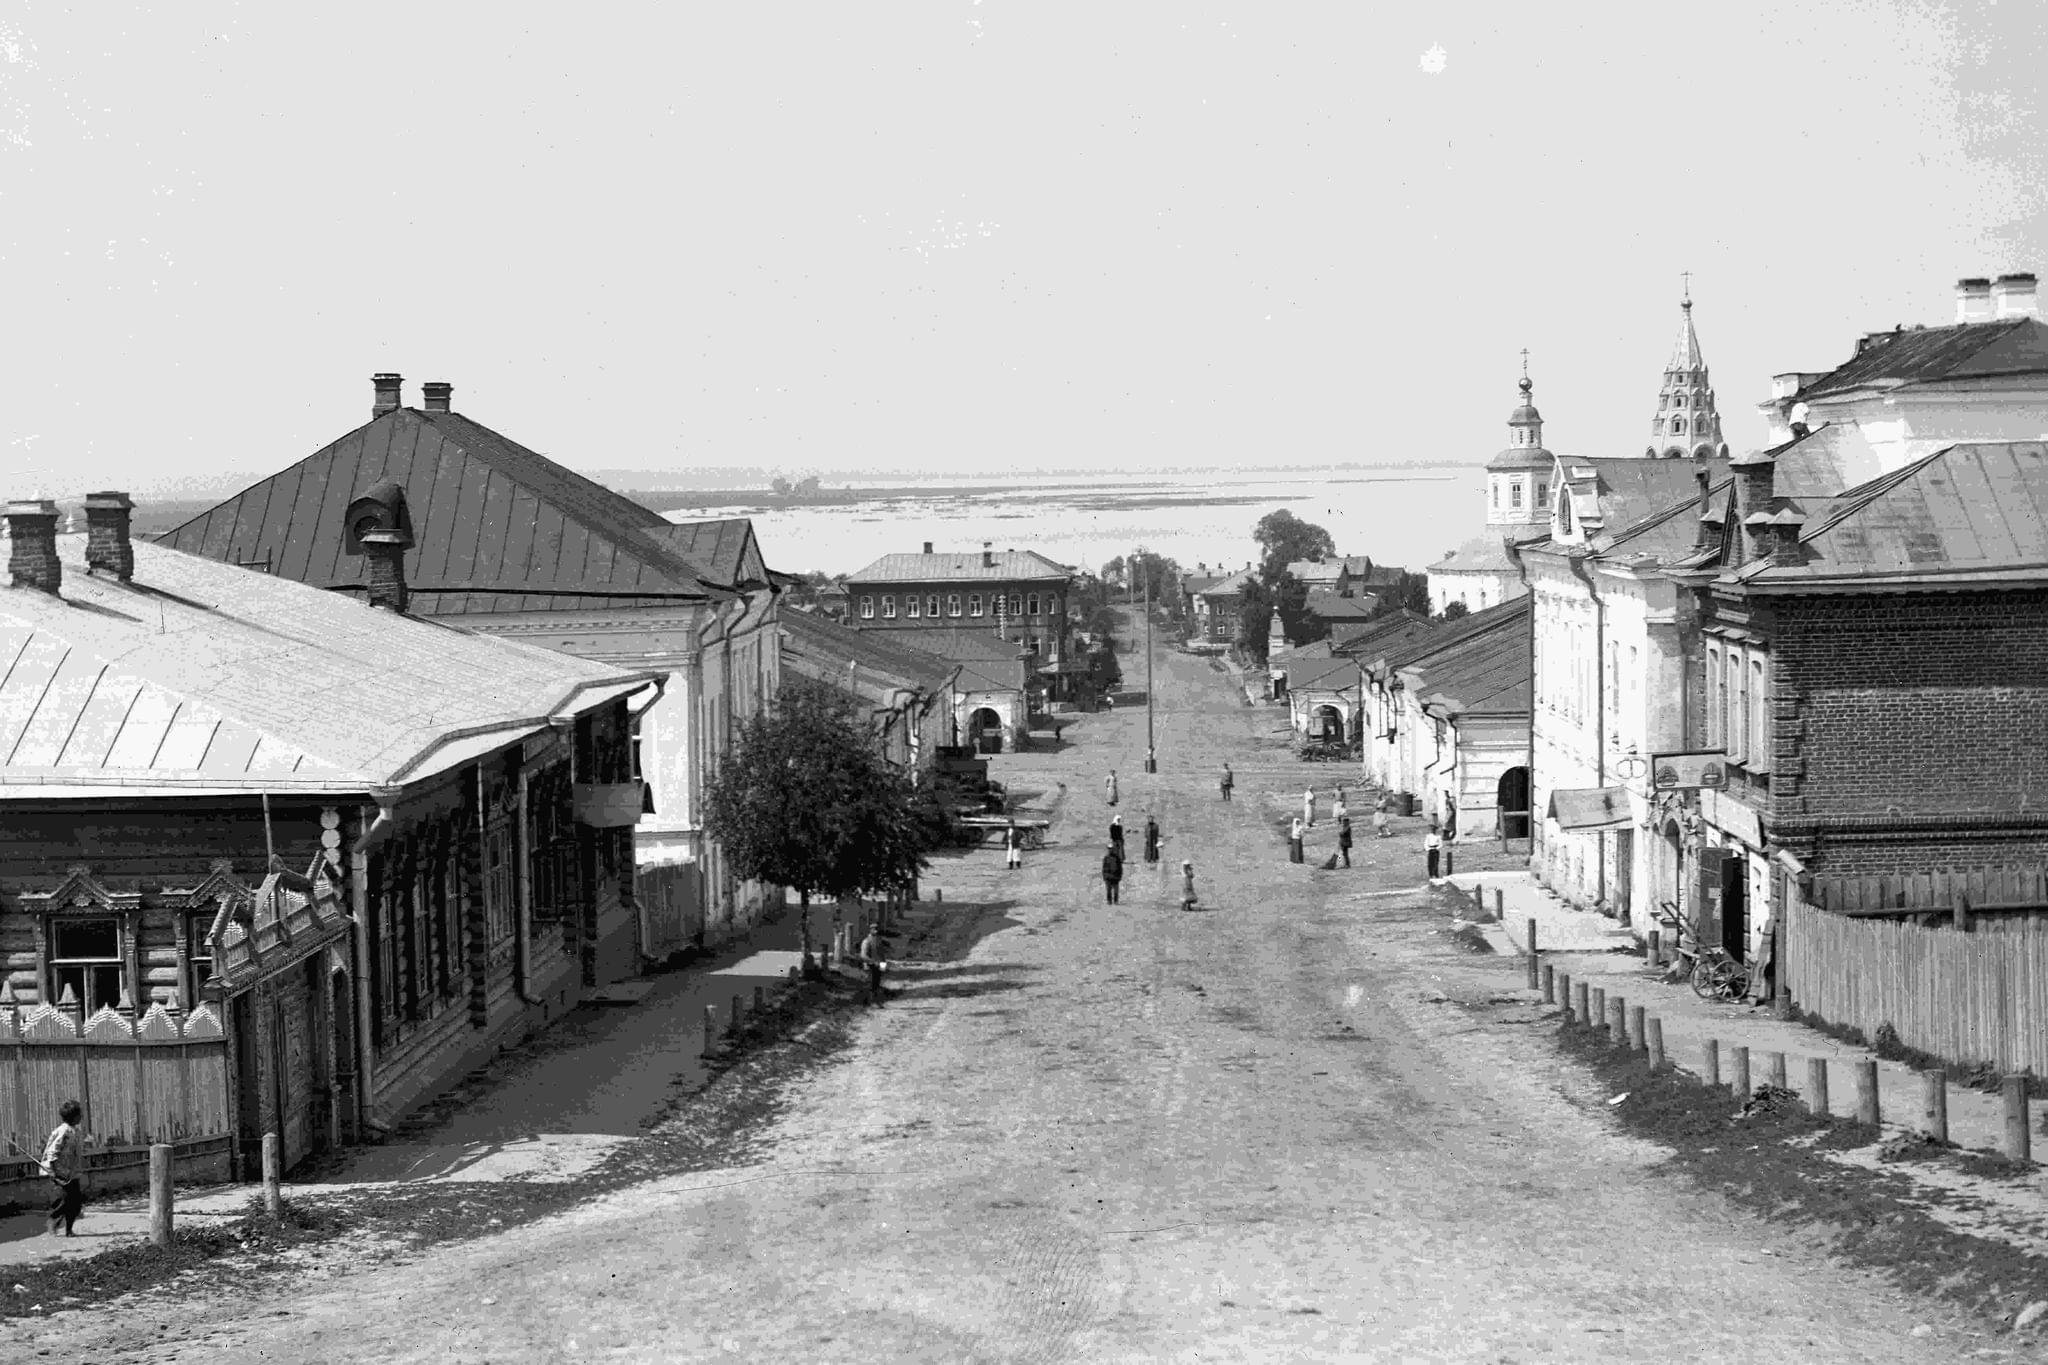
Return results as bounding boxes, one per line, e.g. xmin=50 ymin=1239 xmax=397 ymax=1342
xmin=0 ymin=495 xmax=659 ymax=1187
xmin=1189 ymin=567 xmax=1255 ymax=648
xmin=844 ymin=543 xmax=1073 ymax=701
xmin=159 ymin=376 xmax=782 ymax=968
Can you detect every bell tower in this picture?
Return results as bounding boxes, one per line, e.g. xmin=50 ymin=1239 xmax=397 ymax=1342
xmin=1647 ymin=277 xmax=1729 ymax=459
xmin=1485 ymin=354 xmax=1551 ymax=530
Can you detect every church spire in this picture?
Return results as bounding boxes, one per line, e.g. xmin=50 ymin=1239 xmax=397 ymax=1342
xmin=1647 ymin=276 xmax=1726 ymax=459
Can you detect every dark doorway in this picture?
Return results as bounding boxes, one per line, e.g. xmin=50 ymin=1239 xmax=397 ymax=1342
xmin=1314 ymin=705 xmax=1345 ymax=742
xmin=1496 ymin=767 xmax=1531 ymax=840
xmin=331 ymin=967 xmax=357 ymax=1145
xmin=1722 ymin=855 xmax=1748 ymax=962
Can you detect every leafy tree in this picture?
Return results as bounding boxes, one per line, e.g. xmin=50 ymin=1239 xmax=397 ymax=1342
xmin=1271 ymin=571 xmax=1330 ymax=647
xmin=1236 ymin=578 xmax=1275 ymax=664
xmin=771 ymin=475 xmax=793 ymax=497
xmin=1439 ymin=601 xmax=1470 ymax=622
xmin=703 ymin=677 xmax=941 ymax=972
xmin=1368 ymin=570 xmax=1431 ymax=621
xmin=1253 ymin=510 xmax=1336 ymax=584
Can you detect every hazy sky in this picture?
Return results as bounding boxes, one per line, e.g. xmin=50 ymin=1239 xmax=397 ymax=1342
xmin=5 ymin=2 xmax=2045 ymax=495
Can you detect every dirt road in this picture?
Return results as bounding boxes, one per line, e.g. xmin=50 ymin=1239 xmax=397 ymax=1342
xmin=31 ymin=632 xmax=1994 ymax=1362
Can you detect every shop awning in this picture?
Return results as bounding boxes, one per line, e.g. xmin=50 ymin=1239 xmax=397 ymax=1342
xmin=1548 ymin=786 xmax=1634 ymax=832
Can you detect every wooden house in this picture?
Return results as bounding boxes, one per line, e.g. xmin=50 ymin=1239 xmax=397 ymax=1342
xmin=0 ymin=496 xmax=660 ymax=1191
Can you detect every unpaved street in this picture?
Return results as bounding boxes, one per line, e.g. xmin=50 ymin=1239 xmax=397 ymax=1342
xmin=40 ymin=636 xmax=1994 ymax=1363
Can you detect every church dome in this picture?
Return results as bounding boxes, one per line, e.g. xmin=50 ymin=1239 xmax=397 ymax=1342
xmin=1508 ymin=376 xmax=1541 ymax=427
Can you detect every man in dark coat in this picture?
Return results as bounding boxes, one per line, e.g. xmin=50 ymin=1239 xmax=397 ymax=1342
xmin=1101 ymin=844 xmax=1124 ymax=903
xmin=1143 ymin=816 xmax=1161 ymax=863
xmin=1109 ymin=814 xmax=1125 ymax=857
xmin=1338 ymin=815 xmax=1354 ymax=868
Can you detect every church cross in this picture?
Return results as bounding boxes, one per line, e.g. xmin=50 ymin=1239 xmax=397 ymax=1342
xmin=1681 ymin=270 xmax=1692 ymax=301
xmin=1519 ymin=347 xmax=1529 ymax=377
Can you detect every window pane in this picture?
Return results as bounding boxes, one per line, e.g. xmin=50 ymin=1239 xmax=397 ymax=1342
xmin=54 ymin=918 xmax=119 ymax=960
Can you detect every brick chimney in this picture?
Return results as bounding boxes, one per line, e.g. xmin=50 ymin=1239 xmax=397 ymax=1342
xmin=982 ymin=541 xmax=994 ymax=568
xmin=1730 ymin=451 xmax=1777 ymax=562
xmin=371 ymin=373 xmax=403 ymax=418
xmin=361 ymin=528 xmax=411 ymax=612
xmin=6 ymin=498 xmax=62 ymax=593
xmin=1993 ymin=272 xmax=2039 ymax=320
xmin=1769 ymin=511 xmax=1806 ymax=567
xmin=422 ymin=381 xmax=453 ymax=413
xmin=922 ymin=541 xmax=933 ymax=555
xmin=1691 ymin=469 xmax=1718 ymax=552
xmin=83 ymin=491 xmax=135 ymax=581
xmin=1955 ymin=277 xmax=1994 ymax=324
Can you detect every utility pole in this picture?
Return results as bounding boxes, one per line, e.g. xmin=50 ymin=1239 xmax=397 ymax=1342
xmin=1144 ymin=565 xmax=1157 ymax=773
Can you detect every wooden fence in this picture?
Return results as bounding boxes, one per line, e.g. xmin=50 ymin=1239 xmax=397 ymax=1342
xmin=636 ymin=862 xmax=704 ymax=962
xmin=0 ymin=1000 xmax=230 ymax=1160
xmin=1812 ymin=864 xmax=2048 ymax=915
xmin=1785 ymin=895 xmax=2048 ymax=1075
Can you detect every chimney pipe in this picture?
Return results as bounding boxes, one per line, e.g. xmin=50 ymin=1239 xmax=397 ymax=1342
xmin=1769 ymin=515 xmax=1806 ymax=568
xmin=361 ymin=529 xmax=412 ymax=613
xmin=371 ymin=373 xmax=403 ymax=418
xmin=421 ymin=381 xmax=453 ymax=413
xmin=83 ymin=491 xmax=135 ymax=581
xmin=5 ymin=498 xmax=63 ymax=594
xmin=1692 ymin=470 xmax=1716 ymax=551
xmin=922 ymin=541 xmax=933 ymax=555
xmin=1993 ymin=272 xmax=2039 ymax=320
xmin=1956 ymin=277 xmax=1994 ymax=324
xmin=982 ymin=542 xmax=994 ymax=568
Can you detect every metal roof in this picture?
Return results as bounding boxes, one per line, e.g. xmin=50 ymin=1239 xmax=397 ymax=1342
xmin=1427 ymin=534 xmax=1520 ymax=574
xmin=779 ymin=608 xmax=957 ymax=693
xmin=158 ymin=408 xmax=716 ymax=616
xmin=1739 ymin=442 xmax=2048 ymax=588
xmin=1282 ymin=656 xmax=1361 ymax=691
xmin=845 ymin=550 xmax=1072 ymax=584
xmin=0 ymin=535 xmax=658 ymax=798
xmin=647 ymin=519 xmax=766 ymax=589
xmin=1794 ymin=318 xmax=2048 ymax=403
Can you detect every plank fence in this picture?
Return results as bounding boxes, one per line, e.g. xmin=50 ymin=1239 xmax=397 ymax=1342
xmin=1813 ymin=864 xmax=2048 ymax=916
xmin=1785 ymin=888 xmax=2048 ymax=1076
xmin=0 ymin=1000 xmax=230 ymax=1161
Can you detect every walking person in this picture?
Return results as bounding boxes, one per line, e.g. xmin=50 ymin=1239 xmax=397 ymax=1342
xmin=1101 ymin=843 xmax=1124 ymax=904
xmin=1302 ymin=787 xmax=1316 ymax=829
xmin=1181 ymin=860 xmax=1199 ymax=912
xmin=1373 ymin=796 xmax=1390 ymax=839
xmin=1219 ymin=762 xmax=1234 ymax=802
xmin=1004 ymin=822 xmax=1022 ymax=871
xmin=859 ymin=922 xmax=887 ymax=1006
xmin=1109 ymin=814 xmax=1125 ymax=858
xmin=40 ymin=1099 xmax=84 ymax=1238
xmin=1425 ymin=822 xmax=1442 ymax=881
xmin=1333 ymin=788 xmax=1349 ymax=826
xmin=1338 ymin=815 xmax=1354 ymax=869
xmin=1106 ymin=769 xmax=1119 ymax=807
xmin=1289 ymin=815 xmax=1305 ymax=864
xmin=1143 ymin=815 xmax=1161 ymax=864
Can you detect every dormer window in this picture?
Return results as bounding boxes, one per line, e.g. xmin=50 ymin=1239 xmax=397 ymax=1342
xmin=1558 ymin=495 xmax=1574 ymax=534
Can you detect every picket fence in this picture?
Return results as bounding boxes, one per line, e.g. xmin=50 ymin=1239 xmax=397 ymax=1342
xmin=0 ymin=1000 xmax=230 ymax=1162
xmin=1812 ymin=864 xmax=2048 ymax=915
xmin=1785 ymin=896 xmax=2048 ymax=1075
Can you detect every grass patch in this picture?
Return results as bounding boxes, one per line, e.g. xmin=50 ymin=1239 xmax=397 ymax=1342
xmin=1557 ymin=1019 xmax=2048 ymax=1328
xmin=1793 ymin=1011 xmax=2047 ymax=1101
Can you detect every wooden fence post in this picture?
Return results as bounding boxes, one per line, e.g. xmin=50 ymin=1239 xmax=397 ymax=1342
xmin=1765 ymin=1052 xmax=1787 ymax=1091
xmin=1702 ymin=1039 xmax=1720 ymax=1087
xmin=729 ymin=993 xmax=745 ymax=1039
xmin=1646 ymin=1016 xmax=1665 ymax=1070
xmin=262 ymin=1132 xmax=281 ymax=1220
xmin=1806 ymin=1057 xmax=1830 ymax=1119
xmin=1541 ymin=963 xmax=1555 ymax=1006
xmin=1572 ymin=981 xmax=1588 ymax=1027
xmin=1496 ymin=889 xmax=1506 ymax=922
xmin=149 ymin=1142 xmax=172 ymax=1246
xmin=1555 ymin=971 xmax=1570 ymax=1018
xmin=1590 ymin=987 xmax=1607 ymax=1033
xmin=702 ymin=1004 xmax=718 ymax=1057
xmin=1730 ymin=1045 xmax=1751 ymax=1099
xmin=1920 ymin=1069 xmax=1948 ymax=1144
xmin=1627 ymin=1005 xmax=1645 ymax=1053
xmin=1647 ymin=929 xmax=1661 ymax=967
xmin=753 ymin=984 xmax=766 ymax=1015
xmin=1608 ymin=996 xmax=1628 ymax=1047
xmin=1525 ymin=921 xmax=1539 ymax=990
xmin=1954 ymin=891 xmax=1972 ymax=934
xmin=2004 ymin=1077 xmax=2032 ymax=1164
xmin=1854 ymin=1059 xmax=1881 ymax=1126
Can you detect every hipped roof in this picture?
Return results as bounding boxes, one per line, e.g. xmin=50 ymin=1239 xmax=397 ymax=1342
xmin=0 ymin=536 xmax=659 ymax=798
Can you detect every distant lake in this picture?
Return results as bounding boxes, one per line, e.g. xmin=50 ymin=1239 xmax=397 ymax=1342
xmin=661 ymin=466 xmax=1486 ymax=578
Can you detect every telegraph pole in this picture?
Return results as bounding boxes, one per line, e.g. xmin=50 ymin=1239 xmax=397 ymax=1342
xmin=1144 ymin=564 xmax=1158 ymax=773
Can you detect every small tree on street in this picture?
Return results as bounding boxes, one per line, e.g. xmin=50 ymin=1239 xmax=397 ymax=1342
xmin=703 ymin=677 xmax=941 ymax=973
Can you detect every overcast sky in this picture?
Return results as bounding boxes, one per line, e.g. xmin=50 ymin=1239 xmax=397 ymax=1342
xmin=4 ymin=2 xmax=2044 ymax=495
